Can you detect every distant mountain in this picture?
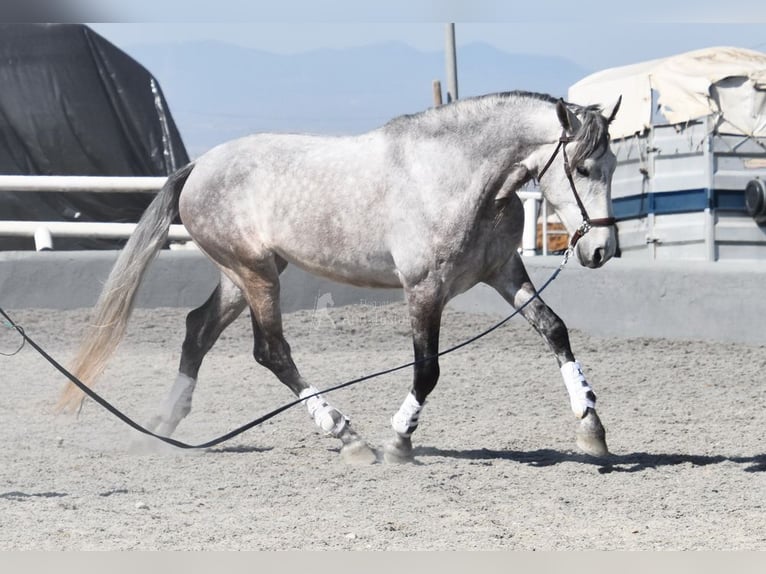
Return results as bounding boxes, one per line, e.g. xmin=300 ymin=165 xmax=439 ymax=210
xmin=122 ymin=40 xmax=592 ymax=158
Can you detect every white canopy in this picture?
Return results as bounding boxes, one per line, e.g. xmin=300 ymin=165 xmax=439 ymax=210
xmin=568 ymin=47 xmax=766 ymax=139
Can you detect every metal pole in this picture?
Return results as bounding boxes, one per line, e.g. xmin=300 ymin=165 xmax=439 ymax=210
xmin=703 ymin=115 xmax=717 ymax=261
xmin=445 ymin=23 xmax=458 ymax=102
xmin=521 ymin=198 xmax=539 ymax=256
xmin=432 ymin=80 xmax=443 ymax=106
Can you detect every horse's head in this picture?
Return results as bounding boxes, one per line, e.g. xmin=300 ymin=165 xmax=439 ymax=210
xmin=535 ymin=97 xmax=621 ymax=268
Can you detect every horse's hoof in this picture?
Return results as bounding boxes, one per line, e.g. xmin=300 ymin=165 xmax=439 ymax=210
xmin=144 ymin=415 xmax=162 ymax=433
xmin=576 ymin=409 xmax=609 ymax=458
xmin=383 ymin=435 xmax=414 ymax=464
xmin=340 ymin=439 xmax=378 ymax=465
xmin=128 ymin=432 xmax=176 ymax=454
xmin=144 ymin=416 xmax=178 ymax=439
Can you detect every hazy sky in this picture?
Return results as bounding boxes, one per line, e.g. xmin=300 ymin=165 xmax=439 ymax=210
xmin=86 ymin=0 xmax=766 ymax=72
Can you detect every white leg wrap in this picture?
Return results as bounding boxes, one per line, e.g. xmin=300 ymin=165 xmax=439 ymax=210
xmin=561 ymin=361 xmax=596 ymax=418
xmin=391 ymin=392 xmax=425 ymax=437
xmin=299 ymin=386 xmax=347 ymax=436
xmin=161 ymin=373 xmax=197 ymax=423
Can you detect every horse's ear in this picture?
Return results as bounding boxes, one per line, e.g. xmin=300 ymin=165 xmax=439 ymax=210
xmin=605 ymin=95 xmax=622 ymax=124
xmin=495 ymin=164 xmax=532 ymax=204
xmin=556 ymin=99 xmax=580 ymax=135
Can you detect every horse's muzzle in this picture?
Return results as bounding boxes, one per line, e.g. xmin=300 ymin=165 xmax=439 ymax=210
xmin=575 ymin=225 xmax=617 ymax=269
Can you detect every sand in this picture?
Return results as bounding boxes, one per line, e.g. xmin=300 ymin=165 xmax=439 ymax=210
xmin=1 ymin=302 xmax=765 ymax=550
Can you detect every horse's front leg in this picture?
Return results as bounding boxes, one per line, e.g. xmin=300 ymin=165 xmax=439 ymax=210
xmin=486 ymin=252 xmax=609 ymax=457
xmin=384 ymin=284 xmax=444 ymax=463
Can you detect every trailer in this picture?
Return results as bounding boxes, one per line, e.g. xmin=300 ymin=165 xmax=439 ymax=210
xmin=569 ymin=47 xmax=766 ymax=261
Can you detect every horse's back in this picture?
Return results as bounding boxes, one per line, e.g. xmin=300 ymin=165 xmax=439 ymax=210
xmin=177 ymin=131 xmax=407 ymax=286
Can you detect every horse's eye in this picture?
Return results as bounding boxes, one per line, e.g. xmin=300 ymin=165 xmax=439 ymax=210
xmin=575 ymin=166 xmax=590 ymax=178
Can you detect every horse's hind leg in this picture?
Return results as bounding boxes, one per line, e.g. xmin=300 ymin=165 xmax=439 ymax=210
xmin=146 ymin=273 xmax=247 ymax=437
xmin=239 ymin=258 xmax=377 ymax=464
xmin=485 ymin=252 xmax=608 ymax=457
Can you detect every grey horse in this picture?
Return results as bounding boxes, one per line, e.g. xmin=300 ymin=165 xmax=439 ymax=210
xmin=59 ymin=91 xmax=621 ymax=464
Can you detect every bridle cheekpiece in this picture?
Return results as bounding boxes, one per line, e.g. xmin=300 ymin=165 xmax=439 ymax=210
xmin=537 ymin=131 xmax=616 ymax=250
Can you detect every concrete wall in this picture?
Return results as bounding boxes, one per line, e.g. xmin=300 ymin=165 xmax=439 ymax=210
xmin=452 ymin=257 xmax=766 ymax=345
xmin=0 ymin=250 xmax=402 ymax=312
xmin=2 ymin=250 xmax=764 ymax=345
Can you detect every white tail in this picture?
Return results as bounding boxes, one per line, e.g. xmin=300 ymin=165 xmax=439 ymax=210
xmin=56 ymin=163 xmax=195 ymax=413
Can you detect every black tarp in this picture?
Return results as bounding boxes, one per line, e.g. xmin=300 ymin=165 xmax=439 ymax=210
xmin=0 ymin=23 xmax=189 ymax=249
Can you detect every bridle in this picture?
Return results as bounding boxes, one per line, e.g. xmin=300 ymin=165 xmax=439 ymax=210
xmin=537 ymin=131 xmax=616 ymax=249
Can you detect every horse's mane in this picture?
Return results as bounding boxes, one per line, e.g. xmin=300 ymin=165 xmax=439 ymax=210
xmin=565 ymin=102 xmax=611 ymax=168
xmin=384 ymin=91 xmax=610 ymax=166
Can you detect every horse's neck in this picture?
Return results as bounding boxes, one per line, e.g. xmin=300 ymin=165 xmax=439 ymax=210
xmin=461 ymin=101 xmax=561 ymax=163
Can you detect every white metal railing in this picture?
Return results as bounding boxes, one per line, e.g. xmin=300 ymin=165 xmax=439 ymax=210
xmin=0 ymin=175 xmax=190 ymax=250
xmin=0 ymin=175 xmax=167 ymax=193
xmin=0 ymin=176 xmax=549 ymax=254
